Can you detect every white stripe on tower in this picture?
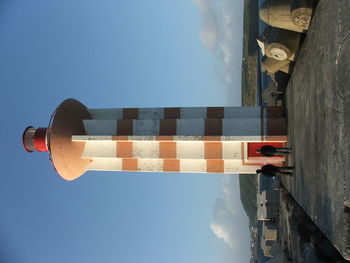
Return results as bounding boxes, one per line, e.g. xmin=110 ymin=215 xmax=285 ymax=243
xmin=87 ymin=159 xmax=122 ymax=171
xmin=176 ymin=119 xmax=205 ymax=136
xmin=82 ymin=141 xmax=116 ymax=158
xmin=72 ymin=135 xmax=271 ymax=142
xmin=180 ymin=159 xmax=206 ymax=173
xmin=83 ymin=120 xmax=116 ymax=135
xmin=80 ymin=141 xmax=244 ymax=160
xmin=180 ymin=107 xmax=207 ymax=119
xmin=85 ymin=106 xmax=281 ymax=139
xmin=86 ymin=158 xmax=261 ymax=174
xmin=82 ymin=118 xmax=262 ymax=137
xmin=176 ymin=141 xmax=204 ymax=159
xmin=132 ymin=141 xmax=159 ymax=158
xmin=138 ymin=159 xmax=163 ymax=172
xmin=138 ymin=108 xmax=164 ymax=119
xmin=224 ymin=107 xmax=261 ymax=118
xmin=88 ymin=107 xmax=262 ymax=120
xmin=133 ymin=120 xmax=160 ymax=136
xmin=88 ymin=109 xmax=123 ymax=120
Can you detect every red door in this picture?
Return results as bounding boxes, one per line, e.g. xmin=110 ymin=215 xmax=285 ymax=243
xmin=247 ymin=142 xmax=284 ymax=159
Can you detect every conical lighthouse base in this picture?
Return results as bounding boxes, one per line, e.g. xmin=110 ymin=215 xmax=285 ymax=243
xmin=49 ymin=99 xmax=92 ymax=181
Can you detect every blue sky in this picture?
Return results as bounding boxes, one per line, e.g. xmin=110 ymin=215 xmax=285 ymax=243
xmin=0 ymin=0 xmax=250 ymax=262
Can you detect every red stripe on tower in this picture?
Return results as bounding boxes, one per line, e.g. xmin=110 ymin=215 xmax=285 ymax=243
xmin=207 ymin=107 xmax=224 ymax=119
xmin=117 ymin=120 xmax=133 ymax=135
xmin=266 ymin=107 xmax=287 ymax=141
xmin=123 ymin=108 xmax=138 ymax=119
xmin=122 ymin=158 xmax=138 ymax=171
xmin=205 ymin=119 xmax=222 ymax=136
xmin=164 ymin=108 xmax=180 ymax=119
xmin=160 ymin=119 xmax=177 ymax=135
xmin=163 ymin=159 xmax=180 ymax=172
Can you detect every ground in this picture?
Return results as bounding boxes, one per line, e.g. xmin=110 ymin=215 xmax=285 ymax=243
xmin=282 ymin=0 xmax=350 ymax=260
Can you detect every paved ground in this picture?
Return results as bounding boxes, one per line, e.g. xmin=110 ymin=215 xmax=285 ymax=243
xmin=279 ymin=187 xmax=347 ymax=262
xmin=282 ymin=0 xmax=350 ymax=260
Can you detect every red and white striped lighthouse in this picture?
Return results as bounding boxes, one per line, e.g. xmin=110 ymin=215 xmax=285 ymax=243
xmin=22 ymin=99 xmax=287 ymax=181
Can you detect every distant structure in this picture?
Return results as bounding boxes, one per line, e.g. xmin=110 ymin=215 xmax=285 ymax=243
xmin=260 ymin=221 xmax=279 ymax=258
xmin=262 ymin=221 xmax=278 ymax=241
xmin=257 ymin=189 xmax=280 ymax=220
xmin=256 ymin=175 xmax=280 ymax=258
xmin=22 ymin=99 xmax=287 ymax=180
xmin=259 ymin=0 xmax=315 ymax=32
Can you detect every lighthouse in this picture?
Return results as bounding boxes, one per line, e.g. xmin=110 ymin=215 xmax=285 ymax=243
xmin=22 ymin=99 xmax=287 ymax=181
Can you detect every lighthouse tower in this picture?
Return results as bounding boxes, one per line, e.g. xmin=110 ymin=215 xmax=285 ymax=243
xmin=22 ymin=99 xmax=287 ymax=181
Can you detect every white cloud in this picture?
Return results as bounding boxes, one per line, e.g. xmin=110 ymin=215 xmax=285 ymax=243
xmin=210 ymin=175 xmax=251 ymax=262
xmin=192 ymin=0 xmax=244 ymax=105
xmin=199 ymin=30 xmax=218 ymax=51
xmin=210 ymin=199 xmax=236 ymax=248
xmin=192 ymin=0 xmax=219 ymax=50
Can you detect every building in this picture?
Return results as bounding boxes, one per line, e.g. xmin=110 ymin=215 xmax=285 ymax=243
xmin=258 ymin=174 xmax=279 ymax=193
xmin=22 ymin=99 xmax=287 ymax=180
xmin=261 ymin=239 xmax=275 ymax=258
xmin=265 ymin=252 xmax=283 ymax=262
xmin=260 ymin=225 xmax=279 ymax=259
xmin=262 ymin=221 xmax=278 ymax=241
xmin=257 ymin=189 xmax=280 ymax=220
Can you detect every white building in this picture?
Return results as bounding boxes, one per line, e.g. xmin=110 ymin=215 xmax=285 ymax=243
xmin=257 ymin=189 xmax=280 ymax=220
